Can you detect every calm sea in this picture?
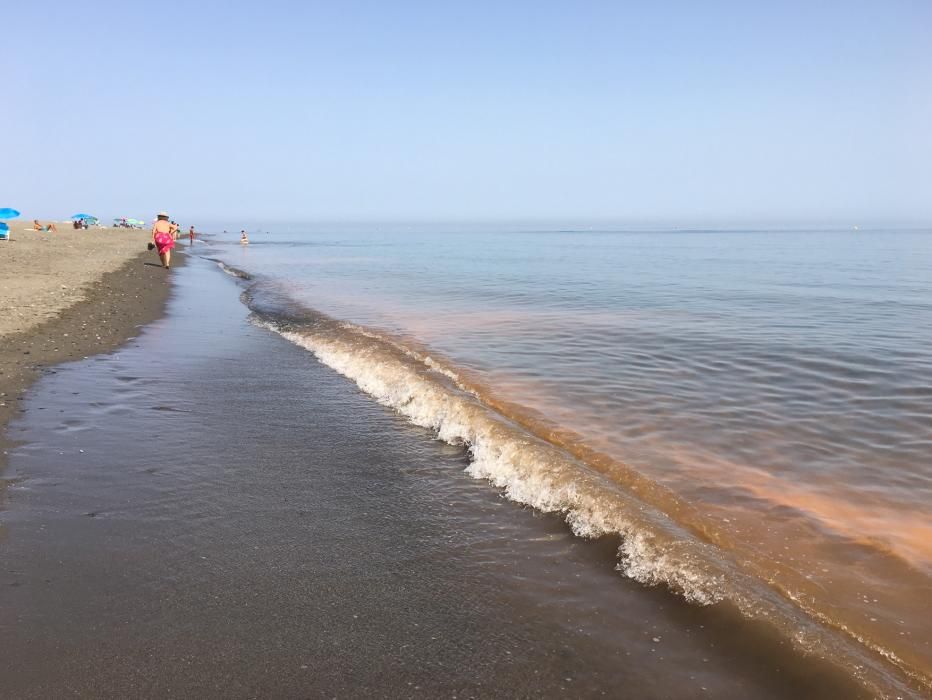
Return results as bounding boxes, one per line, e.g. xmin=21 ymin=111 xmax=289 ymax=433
xmin=212 ymin=225 xmax=932 ymax=695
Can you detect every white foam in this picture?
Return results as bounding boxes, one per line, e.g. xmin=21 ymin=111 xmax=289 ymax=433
xmin=245 ymin=311 xmax=925 ymax=698
xmin=216 ymin=261 xmax=251 ymax=280
xmin=348 ymin=324 xmax=475 ymax=394
xmin=221 ymin=293 xmax=929 ymax=699
xmin=258 ymin=318 xmax=728 ymax=605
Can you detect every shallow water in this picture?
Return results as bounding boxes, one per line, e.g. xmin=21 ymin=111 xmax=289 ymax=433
xmin=0 ymin=255 xmax=867 ymax=698
xmin=211 ymin=225 xmax=932 ymax=696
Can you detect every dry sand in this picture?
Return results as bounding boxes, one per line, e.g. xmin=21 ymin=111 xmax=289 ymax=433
xmin=0 ymin=220 xmax=184 ymax=468
xmin=0 ymin=222 xmax=156 ymax=336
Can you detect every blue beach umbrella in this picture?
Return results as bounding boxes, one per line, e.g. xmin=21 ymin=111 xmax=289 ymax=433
xmin=0 ymin=207 xmax=20 ymax=219
xmin=71 ymin=213 xmax=96 ymax=220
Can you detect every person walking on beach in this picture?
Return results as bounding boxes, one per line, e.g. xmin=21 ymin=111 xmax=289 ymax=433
xmin=152 ymin=212 xmax=176 ymax=269
xmin=189 ymin=225 xmax=196 ymax=245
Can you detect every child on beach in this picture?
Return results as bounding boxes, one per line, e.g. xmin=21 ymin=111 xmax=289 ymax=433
xmin=152 ymin=212 xmax=176 ymax=269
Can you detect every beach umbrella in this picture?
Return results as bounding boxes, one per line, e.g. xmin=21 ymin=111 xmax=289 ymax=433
xmin=0 ymin=207 xmax=20 ymax=219
xmin=71 ymin=213 xmax=96 ymax=220
xmin=0 ymin=222 xmax=9 ymax=239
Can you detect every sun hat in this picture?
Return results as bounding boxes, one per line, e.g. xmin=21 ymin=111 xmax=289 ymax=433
xmin=157 ymin=211 xmax=169 ymax=217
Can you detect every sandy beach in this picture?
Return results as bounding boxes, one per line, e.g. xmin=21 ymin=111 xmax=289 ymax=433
xmin=0 ymin=225 xmax=926 ymax=697
xmin=0 ymin=253 xmax=869 ymax=699
xmin=0 ymin=222 xmax=159 ymax=336
xmin=0 ymin=222 xmax=182 ymax=467
xmin=6 ymin=1 xmax=928 ymax=695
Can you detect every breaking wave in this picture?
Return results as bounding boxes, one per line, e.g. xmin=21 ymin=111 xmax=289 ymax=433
xmin=228 ymin=275 xmax=924 ymax=699
xmin=210 ymin=259 xmax=253 ymax=280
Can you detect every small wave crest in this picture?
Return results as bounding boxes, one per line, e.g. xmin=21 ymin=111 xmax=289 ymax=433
xmin=211 ymin=260 xmax=253 ymax=280
xmin=262 ymin=315 xmax=735 ymax=603
xmin=229 ymin=276 xmax=923 ymax=699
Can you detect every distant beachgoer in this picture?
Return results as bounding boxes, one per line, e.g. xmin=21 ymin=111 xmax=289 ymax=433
xmin=152 ymin=211 xmax=176 ymax=269
xmin=73 ymin=219 xmax=82 ymax=230
xmin=189 ymin=225 xmax=196 ymax=245
xmin=33 ymin=219 xmax=57 ymax=232
xmin=169 ymin=220 xmax=180 ymax=241
xmin=240 ymin=230 xmax=249 ymax=245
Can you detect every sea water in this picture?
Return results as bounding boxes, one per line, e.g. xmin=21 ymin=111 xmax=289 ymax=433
xmin=1 ymin=254 xmax=868 ymax=698
xmin=211 ymin=224 xmax=932 ymax=696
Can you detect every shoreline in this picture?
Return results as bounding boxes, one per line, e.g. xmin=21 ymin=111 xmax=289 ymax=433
xmin=0 ymin=254 xmax=870 ymax=699
xmin=0 ymin=242 xmax=185 ymax=475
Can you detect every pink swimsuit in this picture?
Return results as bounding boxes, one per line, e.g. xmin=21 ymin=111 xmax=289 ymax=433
xmin=154 ymin=229 xmax=175 ymax=254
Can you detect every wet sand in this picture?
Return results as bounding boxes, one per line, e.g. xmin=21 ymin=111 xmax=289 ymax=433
xmin=0 ymin=254 xmax=870 ymax=698
xmin=0 ymin=231 xmax=184 ymax=472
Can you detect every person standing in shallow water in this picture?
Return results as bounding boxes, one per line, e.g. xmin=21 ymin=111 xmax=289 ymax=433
xmin=189 ymin=225 xmax=196 ymax=245
xmin=152 ymin=212 xmax=176 ymax=269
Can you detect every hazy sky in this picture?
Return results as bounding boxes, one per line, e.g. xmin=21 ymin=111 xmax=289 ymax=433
xmin=5 ymin=1 xmax=931 ymax=224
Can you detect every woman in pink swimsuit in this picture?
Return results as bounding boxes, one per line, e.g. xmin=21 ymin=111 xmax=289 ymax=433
xmin=152 ymin=211 xmax=175 ymax=269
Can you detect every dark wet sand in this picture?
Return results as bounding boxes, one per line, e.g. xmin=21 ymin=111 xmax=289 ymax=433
xmin=0 ymin=255 xmax=869 ymax=699
xmin=0 ymin=249 xmax=184 ymax=470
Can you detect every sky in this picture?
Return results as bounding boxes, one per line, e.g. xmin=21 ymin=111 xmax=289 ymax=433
xmin=3 ymin=0 xmax=931 ymax=224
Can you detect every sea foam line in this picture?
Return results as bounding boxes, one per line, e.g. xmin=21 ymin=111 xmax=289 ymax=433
xmin=258 ymin=316 xmax=748 ymax=606
xmin=244 ymin=306 xmax=919 ymax=699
